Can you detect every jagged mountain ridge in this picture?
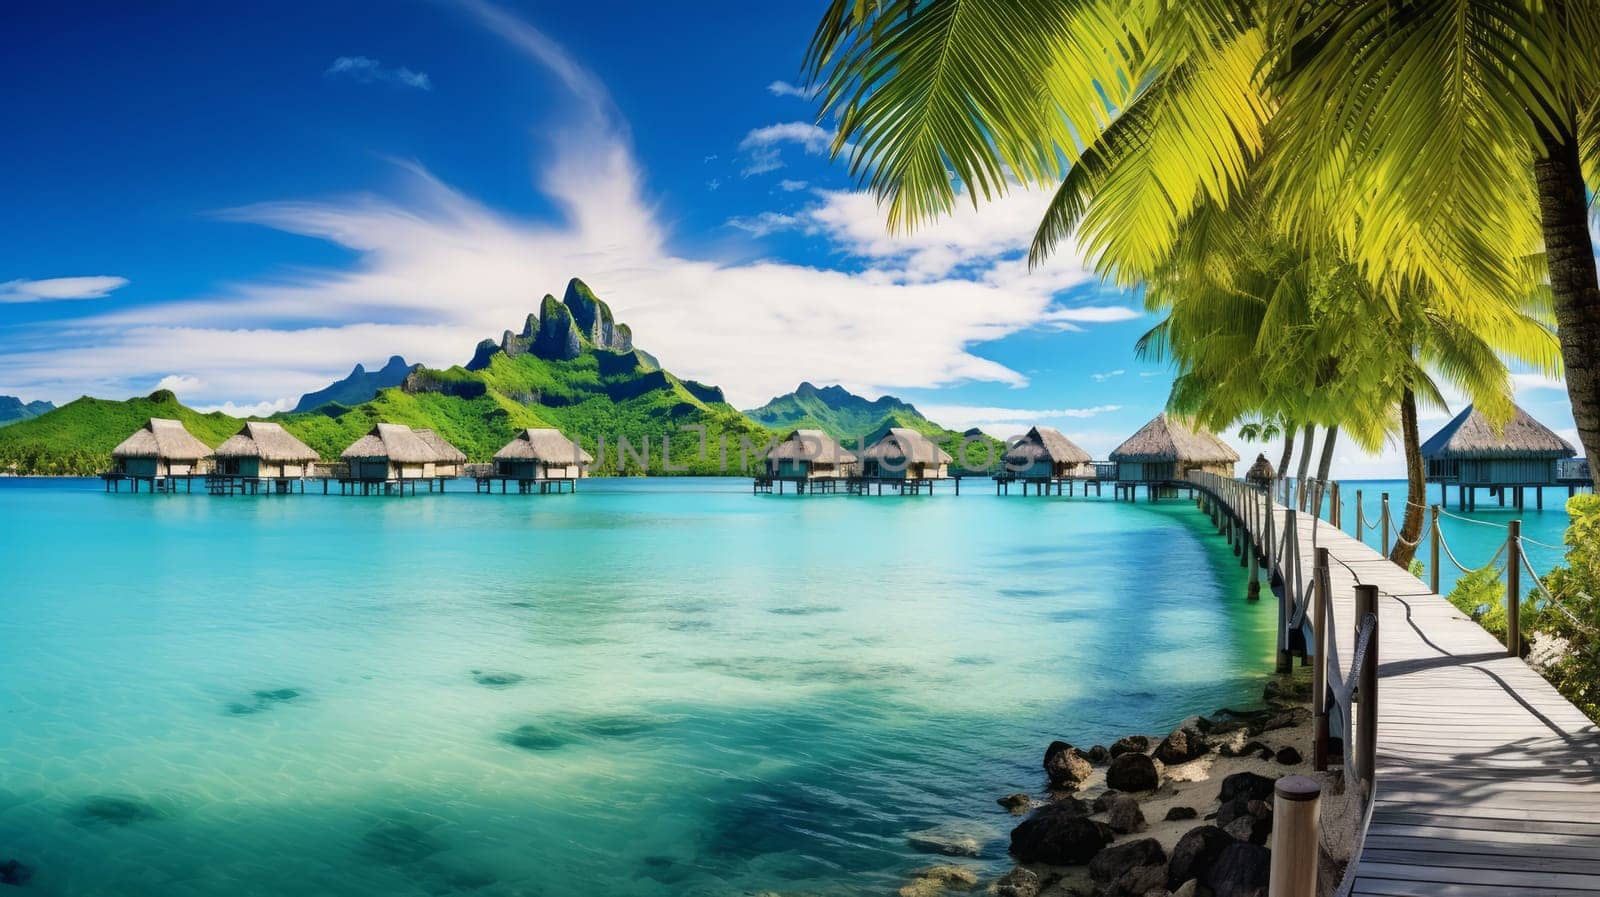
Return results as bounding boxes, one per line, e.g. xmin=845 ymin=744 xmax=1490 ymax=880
xmin=744 ymin=381 xmax=955 ymax=443
xmin=292 ymin=356 xmax=417 ymax=412
xmin=0 ymin=396 xmax=56 ymax=427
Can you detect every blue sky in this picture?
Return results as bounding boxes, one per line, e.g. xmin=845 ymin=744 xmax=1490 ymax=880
xmin=0 ymin=1 xmax=1581 ymax=475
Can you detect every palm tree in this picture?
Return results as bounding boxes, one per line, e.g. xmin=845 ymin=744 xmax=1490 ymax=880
xmin=806 ymin=0 xmax=1599 ymax=483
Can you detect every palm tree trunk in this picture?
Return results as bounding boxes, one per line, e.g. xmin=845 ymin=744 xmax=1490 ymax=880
xmin=1295 ymin=423 xmax=1316 ymax=483
xmin=1316 ymin=425 xmax=1339 ymax=482
xmin=1276 ymin=423 xmax=1295 ymax=479
xmin=1534 ymin=130 xmax=1600 ymax=489
xmin=1391 ymin=390 xmax=1425 ymax=567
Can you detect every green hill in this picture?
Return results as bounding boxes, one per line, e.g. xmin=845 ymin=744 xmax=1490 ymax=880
xmin=745 ymin=382 xmax=958 ymax=443
xmin=0 ymin=279 xmax=773 ymax=476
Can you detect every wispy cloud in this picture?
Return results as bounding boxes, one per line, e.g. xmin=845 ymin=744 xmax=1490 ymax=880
xmin=1090 ymin=369 xmax=1125 ymax=382
xmin=767 ymin=80 xmax=819 ymax=100
xmin=1 ymin=275 xmax=129 ymax=303
xmin=705 ymin=178 xmax=722 ymax=191
xmin=324 ymin=56 xmax=433 ymax=90
xmin=738 ymin=121 xmax=840 ymax=176
xmin=777 ymin=179 xmax=808 ymax=192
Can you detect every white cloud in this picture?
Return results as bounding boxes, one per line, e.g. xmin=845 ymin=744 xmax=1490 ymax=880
xmin=0 ymin=2 xmax=1137 ymax=413
xmin=154 ymin=374 xmax=204 ymax=393
xmin=777 ymin=179 xmax=808 ymax=192
xmin=725 ymin=211 xmax=800 ymax=237
xmin=706 ymin=178 xmax=722 ymax=191
xmin=1 ymin=275 xmax=128 ymax=303
xmin=324 ymin=56 xmax=432 ymax=90
xmin=738 ymin=121 xmax=845 ymax=176
xmin=1512 ymin=372 xmax=1565 ymax=392
xmin=195 ymin=397 xmax=296 ymax=417
xmin=1090 ymin=369 xmax=1125 ymax=382
xmin=767 ymin=80 xmax=819 ymax=100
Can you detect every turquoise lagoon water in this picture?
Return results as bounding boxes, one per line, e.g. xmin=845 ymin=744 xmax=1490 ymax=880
xmin=0 ymin=477 xmax=1278 ymax=897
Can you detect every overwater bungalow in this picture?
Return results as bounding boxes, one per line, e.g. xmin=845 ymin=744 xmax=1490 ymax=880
xmin=997 ymin=426 xmax=1096 ymax=496
xmin=757 ymin=429 xmax=858 ymax=494
xmin=1110 ymin=413 xmax=1238 ymax=500
xmin=414 ymin=428 xmax=468 ymax=478
xmin=338 ymin=423 xmax=440 ymax=495
xmin=211 ymin=421 xmax=320 ymax=494
xmin=485 ymin=428 xmax=593 ymax=493
xmin=857 ymin=427 xmax=954 ymax=494
xmin=105 ymin=417 xmax=213 ymax=492
xmin=1422 ymin=403 xmax=1581 ymax=509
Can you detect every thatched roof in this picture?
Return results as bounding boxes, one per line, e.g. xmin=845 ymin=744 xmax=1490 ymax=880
xmin=1246 ymin=454 xmax=1275 ymax=481
xmin=111 ymin=418 xmax=212 ymax=460
xmin=414 ymin=428 xmax=467 ymax=463
xmin=1421 ymin=403 xmax=1576 ymax=460
xmin=340 ymin=423 xmax=436 ymax=463
xmin=1004 ymin=426 xmax=1091 ymax=465
xmin=768 ymin=428 xmax=857 ymax=464
xmin=214 ymin=421 xmax=319 ymax=462
xmin=1110 ymin=414 xmax=1239 ymax=463
xmin=494 ymin=428 xmax=595 ymax=464
xmin=860 ymin=427 xmax=953 ymax=464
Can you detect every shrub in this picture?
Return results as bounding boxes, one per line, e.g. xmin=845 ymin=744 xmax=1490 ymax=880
xmin=1533 ymin=495 xmax=1600 ymax=721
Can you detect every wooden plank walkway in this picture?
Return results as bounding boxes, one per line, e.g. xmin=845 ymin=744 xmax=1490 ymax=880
xmin=1275 ymin=507 xmax=1600 ymax=895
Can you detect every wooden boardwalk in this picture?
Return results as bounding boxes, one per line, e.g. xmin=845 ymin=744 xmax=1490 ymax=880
xmin=1273 ymin=504 xmax=1600 ymax=895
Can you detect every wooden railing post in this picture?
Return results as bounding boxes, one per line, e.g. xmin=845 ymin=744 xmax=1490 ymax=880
xmin=1268 ymin=775 xmax=1322 ymax=897
xmin=1331 ymin=481 xmax=1341 ymax=529
xmin=1355 ymin=489 xmax=1364 ymax=540
xmin=1279 ymin=509 xmax=1298 ymax=674
xmin=1507 ymin=521 xmax=1521 ymax=658
xmin=1380 ymin=492 xmax=1391 ymax=556
xmin=1355 ymin=584 xmax=1380 ymax=786
xmin=1429 ymin=505 xmax=1441 ymax=594
xmin=1312 ymin=547 xmax=1330 ymax=770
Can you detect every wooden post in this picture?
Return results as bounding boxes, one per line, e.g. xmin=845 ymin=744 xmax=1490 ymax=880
xmin=1312 ymin=548 xmax=1329 ymax=770
xmin=1268 ymin=775 xmax=1322 ymax=897
xmin=1355 ymin=489 xmax=1363 ymax=540
xmin=1278 ymin=510 xmax=1297 ymax=674
xmin=1380 ymin=492 xmax=1391 ymax=556
xmin=1355 ymin=584 xmax=1380 ymax=785
xmin=1331 ymin=481 xmax=1341 ymax=529
xmin=1429 ymin=505 xmax=1442 ymax=594
xmin=1507 ymin=521 xmax=1522 ymax=657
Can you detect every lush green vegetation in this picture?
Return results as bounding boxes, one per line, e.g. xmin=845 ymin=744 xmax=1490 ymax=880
xmin=1534 ymin=496 xmax=1600 ymax=720
xmin=0 ymin=349 xmax=777 ymax=476
xmin=747 ymin=382 xmax=960 ymax=443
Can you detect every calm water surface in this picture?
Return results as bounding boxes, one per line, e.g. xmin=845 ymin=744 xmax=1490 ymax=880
xmin=3 ymin=477 xmax=1278 ymax=896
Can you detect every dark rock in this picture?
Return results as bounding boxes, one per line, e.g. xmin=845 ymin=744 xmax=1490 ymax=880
xmin=991 ymin=866 xmax=1043 ymax=897
xmin=1171 ymin=880 xmax=1199 ymax=897
xmin=1164 ymin=806 xmax=1198 ymax=822
xmin=1010 ymin=803 xmax=1113 ymax=865
xmin=471 ymin=670 xmax=525 ymax=688
xmin=533 ymin=294 xmax=584 ymax=360
xmin=70 ymin=795 xmax=166 ymax=828
xmin=1204 ymin=842 xmax=1271 ymax=897
xmin=1252 ymin=707 xmax=1311 ymax=735
xmin=998 ymin=793 xmax=1033 ymax=813
xmin=1218 ymin=772 xmax=1276 ymax=803
xmin=1220 ymin=739 xmax=1269 ymax=758
xmin=1275 ymin=747 xmax=1302 ymax=765
xmin=1045 ymin=742 xmax=1093 ymax=788
xmin=1257 ymin=748 xmax=1275 ymax=761
xmin=1154 ymin=724 xmax=1211 ymax=765
xmin=1166 ymin=826 xmax=1234 ymax=890
xmin=1106 ymin=795 xmax=1146 ymax=834
xmin=1263 ymin=676 xmax=1311 ymax=706
xmin=1089 ymin=838 xmax=1166 ymax=883
xmin=1086 ymin=744 xmax=1111 ymax=765
xmin=1111 ymin=863 xmax=1169 ymax=897
xmin=563 ymin=278 xmax=630 ymax=351
xmin=1224 ymin=814 xmax=1271 ymax=846
xmin=1052 ymin=796 xmax=1093 ymax=817
xmin=0 ymin=859 xmax=33 ymax=886
xmin=1093 ymin=792 xmax=1115 ymax=814
xmin=1109 ymin=735 xmax=1150 ymax=758
xmin=1214 ymin=797 xmax=1252 ymax=828
xmin=1106 ymin=752 xmax=1162 ymax=792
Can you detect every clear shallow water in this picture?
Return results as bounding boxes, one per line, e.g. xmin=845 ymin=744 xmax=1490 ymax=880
xmin=0 ymin=477 xmax=1272 ymax=897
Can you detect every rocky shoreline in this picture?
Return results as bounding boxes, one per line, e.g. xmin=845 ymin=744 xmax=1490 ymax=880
xmin=892 ymin=671 xmax=1353 ymax=897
